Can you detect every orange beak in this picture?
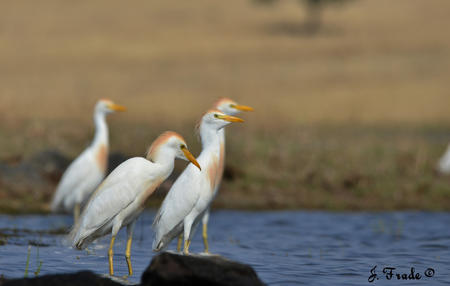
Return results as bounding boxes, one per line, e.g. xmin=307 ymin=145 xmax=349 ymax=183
xmin=108 ymin=103 xmax=127 ymax=112
xmin=233 ymin=104 xmax=254 ymax=112
xmin=181 ymin=146 xmax=201 ymax=170
xmin=218 ymin=114 xmax=244 ymax=123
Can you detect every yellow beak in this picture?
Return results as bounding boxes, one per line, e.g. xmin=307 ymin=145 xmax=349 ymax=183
xmin=182 ymin=147 xmax=201 ymax=170
xmin=108 ymin=103 xmax=127 ymax=112
xmin=218 ymin=114 xmax=244 ymax=123
xmin=233 ymin=104 xmax=254 ymax=112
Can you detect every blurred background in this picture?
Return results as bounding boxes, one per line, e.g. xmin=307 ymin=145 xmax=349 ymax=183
xmin=1 ymin=0 xmax=450 ymax=213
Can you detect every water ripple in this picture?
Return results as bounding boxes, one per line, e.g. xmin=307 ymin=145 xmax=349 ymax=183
xmin=1 ymin=211 xmax=450 ymax=285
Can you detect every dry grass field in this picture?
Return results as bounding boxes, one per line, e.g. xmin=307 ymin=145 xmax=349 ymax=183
xmin=1 ymin=0 xmax=450 ymax=212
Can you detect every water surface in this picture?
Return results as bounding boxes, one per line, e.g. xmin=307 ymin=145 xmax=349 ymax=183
xmin=0 ymin=211 xmax=449 ymax=285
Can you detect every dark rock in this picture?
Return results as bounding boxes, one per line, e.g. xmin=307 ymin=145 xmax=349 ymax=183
xmin=0 ymin=253 xmax=264 ymax=286
xmin=1 ymin=271 xmax=123 ymax=286
xmin=141 ymin=252 xmax=265 ymax=286
xmin=0 ymin=274 xmax=6 ymax=286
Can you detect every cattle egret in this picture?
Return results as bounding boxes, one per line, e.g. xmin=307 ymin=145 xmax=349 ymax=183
xmin=438 ymin=145 xmax=450 ymax=174
xmin=152 ymin=110 xmax=244 ymax=254
xmin=200 ymin=98 xmax=253 ymax=253
xmin=51 ymin=99 xmax=126 ymax=223
xmin=70 ymin=131 xmax=200 ymax=276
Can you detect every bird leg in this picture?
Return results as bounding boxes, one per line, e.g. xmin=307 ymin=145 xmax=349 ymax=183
xmin=183 ymin=217 xmax=194 ymax=255
xmin=177 ymin=234 xmax=183 ymax=252
xmin=125 ymin=237 xmax=133 ymax=276
xmin=74 ymin=203 xmax=80 ymax=224
xmin=202 ymin=223 xmax=209 ymax=254
xmin=108 ymin=235 xmax=116 ymax=276
xmin=183 ymin=239 xmax=191 ymax=255
xmin=125 ymin=222 xmax=135 ymax=277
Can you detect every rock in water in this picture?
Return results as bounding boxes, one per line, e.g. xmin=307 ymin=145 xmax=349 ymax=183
xmin=0 ymin=253 xmax=264 ymax=286
xmin=141 ymin=252 xmax=265 ymax=286
xmin=1 ymin=271 xmax=123 ymax=286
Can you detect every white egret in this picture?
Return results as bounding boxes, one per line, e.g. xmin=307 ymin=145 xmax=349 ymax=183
xmin=438 ymin=145 xmax=450 ymax=174
xmin=152 ymin=110 xmax=244 ymax=254
xmin=51 ymin=99 xmax=126 ymax=223
xmin=70 ymin=131 xmax=201 ymax=276
xmin=199 ymin=98 xmax=253 ymax=253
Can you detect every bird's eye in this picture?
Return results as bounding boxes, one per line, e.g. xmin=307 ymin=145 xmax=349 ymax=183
xmin=230 ymin=104 xmax=235 ymax=108
xmin=214 ymin=114 xmax=219 ymax=118
xmin=180 ymin=144 xmax=186 ymax=149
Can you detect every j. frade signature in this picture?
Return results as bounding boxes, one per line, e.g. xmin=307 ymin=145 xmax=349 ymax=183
xmin=368 ymin=266 xmax=435 ymax=283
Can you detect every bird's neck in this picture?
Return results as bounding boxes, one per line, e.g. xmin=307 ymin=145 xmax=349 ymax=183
xmin=148 ymin=148 xmax=176 ymax=179
xmin=218 ymin=128 xmax=226 ymax=163
xmin=91 ymin=111 xmax=109 ymax=148
xmin=218 ymin=128 xmax=226 ymax=169
xmin=218 ymin=128 xmax=225 ymax=146
xmin=200 ymin=124 xmax=221 ymax=153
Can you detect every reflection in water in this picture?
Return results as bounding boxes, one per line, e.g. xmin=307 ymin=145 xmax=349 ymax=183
xmin=0 ymin=211 xmax=449 ymax=286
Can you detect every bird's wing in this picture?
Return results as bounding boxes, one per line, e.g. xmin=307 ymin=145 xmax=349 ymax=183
xmin=51 ymin=148 xmax=98 ymax=211
xmin=76 ymin=158 xmax=158 ymax=238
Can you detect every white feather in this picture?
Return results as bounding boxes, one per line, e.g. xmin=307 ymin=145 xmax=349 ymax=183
xmin=51 ymin=148 xmax=103 ymax=212
xmin=438 ymin=144 xmax=450 ymax=174
xmin=71 ymin=157 xmax=161 ymax=249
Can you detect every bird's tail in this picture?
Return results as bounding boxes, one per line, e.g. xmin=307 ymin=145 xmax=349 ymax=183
xmin=152 ymin=207 xmax=164 ymax=251
xmin=152 ymin=239 xmax=165 ymax=252
xmin=68 ymin=220 xmax=88 ymax=250
xmin=68 ymin=226 xmax=80 ymax=248
xmin=152 ymin=222 xmax=184 ymax=252
xmin=152 ymin=232 xmax=173 ymax=252
xmin=152 ymin=223 xmax=166 ymax=252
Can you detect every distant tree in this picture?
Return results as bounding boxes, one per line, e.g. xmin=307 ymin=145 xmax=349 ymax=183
xmin=255 ymin=0 xmax=353 ymax=34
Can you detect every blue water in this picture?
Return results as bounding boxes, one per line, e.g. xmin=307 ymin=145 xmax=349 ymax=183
xmin=0 ymin=211 xmax=449 ymax=285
